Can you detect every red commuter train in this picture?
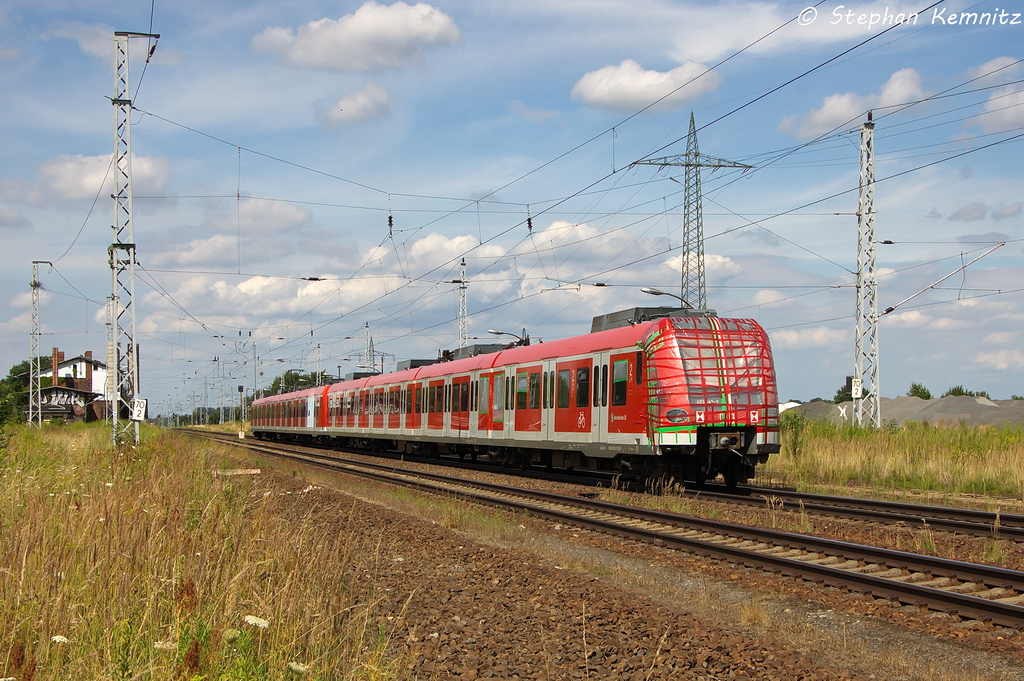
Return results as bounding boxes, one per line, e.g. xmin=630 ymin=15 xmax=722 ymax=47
xmin=251 ymin=314 xmax=780 ymax=485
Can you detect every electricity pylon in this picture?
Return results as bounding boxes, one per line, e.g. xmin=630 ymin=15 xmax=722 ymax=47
xmin=447 ymin=259 xmax=469 ymax=348
xmin=853 ymin=112 xmax=880 ymax=428
xmin=633 ymin=112 xmax=751 ymax=309
xmin=29 ymin=261 xmax=49 ymax=427
xmin=109 ymin=31 xmax=158 ymax=445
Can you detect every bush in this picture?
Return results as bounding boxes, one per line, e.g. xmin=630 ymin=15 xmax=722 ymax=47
xmin=906 ymin=382 xmax=933 ymax=400
xmin=941 ymin=385 xmax=990 ymax=398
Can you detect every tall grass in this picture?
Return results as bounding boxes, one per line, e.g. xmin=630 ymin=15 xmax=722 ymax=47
xmin=771 ymin=411 xmax=1024 ymax=497
xmin=0 ymin=423 xmax=404 ymax=680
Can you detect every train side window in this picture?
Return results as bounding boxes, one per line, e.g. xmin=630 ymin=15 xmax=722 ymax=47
xmin=460 ymin=382 xmax=469 ymax=412
xmin=576 ymin=367 xmax=590 ymax=408
xmin=505 ymin=376 xmax=511 ymax=411
xmin=528 ymin=372 xmax=540 ymax=409
xmin=516 ymin=372 xmax=528 ymax=410
xmin=593 ymin=364 xmax=600 ymax=406
xmin=542 ymin=371 xmax=548 ymax=408
xmin=470 ymin=381 xmax=476 ymax=411
xmin=479 ymin=377 xmax=490 ymax=414
xmin=557 ymin=369 xmax=571 ymax=408
xmin=636 ymin=351 xmax=644 ymax=385
xmin=601 ymin=364 xmax=608 ymax=407
xmin=428 ymin=386 xmax=435 ymax=413
xmin=612 ymin=360 xmax=628 ymax=406
xmin=493 ymin=373 xmax=504 ymax=421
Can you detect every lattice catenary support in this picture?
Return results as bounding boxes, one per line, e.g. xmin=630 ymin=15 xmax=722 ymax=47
xmin=854 ymin=112 xmax=880 ymax=428
xmin=109 ymin=31 xmax=158 ymax=445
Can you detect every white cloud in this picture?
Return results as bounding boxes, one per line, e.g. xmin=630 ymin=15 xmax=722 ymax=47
xmin=507 ymin=101 xmax=559 ymax=124
xmin=663 ymin=252 xmax=743 ymax=281
xmin=319 ymin=83 xmax=392 ymax=126
xmin=751 ymin=289 xmax=786 ymax=306
xmin=982 ymin=331 xmax=1019 ymax=345
xmin=148 ymin=199 xmax=315 ymax=267
xmin=948 ymin=202 xmax=987 ymax=221
xmin=2 ymin=154 xmax=170 ymax=205
xmin=973 ymin=87 xmax=1024 ymax=134
xmin=779 ymin=68 xmax=927 ymax=138
xmin=0 ymin=45 xmax=16 ymax=60
xmin=0 ymin=311 xmax=30 ymax=336
xmin=992 ymin=203 xmax=1022 ymax=220
xmin=771 ymin=326 xmax=847 ymax=349
xmin=252 ymin=1 xmax=461 ymax=72
xmin=929 ymin=317 xmax=970 ymax=330
xmin=10 ymin=289 xmax=51 ymax=308
xmin=50 ymin=21 xmax=113 ymax=61
xmin=968 ymin=56 xmax=1020 ymax=85
xmin=667 ymin=2 xmax=923 ymax=63
xmin=885 ymin=310 xmax=930 ymax=327
xmin=0 ymin=203 xmax=29 ymax=228
xmin=975 ymin=349 xmax=1024 ymax=371
xmin=570 ymin=59 xmax=720 ymax=113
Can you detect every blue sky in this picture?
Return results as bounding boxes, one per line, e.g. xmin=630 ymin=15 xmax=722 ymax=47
xmin=2 ymin=0 xmax=1023 ymax=414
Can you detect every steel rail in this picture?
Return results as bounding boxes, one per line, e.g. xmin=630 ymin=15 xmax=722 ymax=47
xmin=681 ymin=486 xmax=1024 ymax=542
xmin=189 ymin=430 xmax=1024 ymax=628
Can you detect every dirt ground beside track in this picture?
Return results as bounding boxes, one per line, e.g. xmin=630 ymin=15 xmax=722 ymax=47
xmin=246 ymin=457 xmax=1024 ymax=680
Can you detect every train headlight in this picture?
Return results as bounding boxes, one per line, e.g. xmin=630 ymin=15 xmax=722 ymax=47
xmin=665 ymin=408 xmax=688 ymax=423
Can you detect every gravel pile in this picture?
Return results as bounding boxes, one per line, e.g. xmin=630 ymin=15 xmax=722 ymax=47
xmin=787 ymin=395 xmax=1024 ymax=426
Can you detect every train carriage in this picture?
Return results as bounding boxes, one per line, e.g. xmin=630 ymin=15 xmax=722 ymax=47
xmin=251 ymin=315 xmax=780 ymax=486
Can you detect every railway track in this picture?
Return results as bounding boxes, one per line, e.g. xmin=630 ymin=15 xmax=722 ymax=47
xmin=688 ymin=485 xmax=1024 ymax=542
xmin=189 ymin=429 xmax=1024 ymax=628
xmin=202 ymin=430 xmax=1022 ymax=541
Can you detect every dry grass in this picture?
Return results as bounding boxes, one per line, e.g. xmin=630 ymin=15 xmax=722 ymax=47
xmin=0 ymin=423 xmax=406 ymax=680
xmin=772 ymin=413 xmax=1024 ymax=499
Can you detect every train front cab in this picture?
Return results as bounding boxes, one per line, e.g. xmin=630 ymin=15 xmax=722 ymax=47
xmin=641 ymin=317 xmax=780 ymax=486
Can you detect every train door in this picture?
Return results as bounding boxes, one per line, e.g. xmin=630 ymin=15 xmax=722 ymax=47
xmin=368 ymin=389 xmax=381 ymax=429
xmin=407 ymin=383 xmax=422 ymax=431
xmin=427 ymin=379 xmax=445 ymax=431
xmin=514 ymin=365 xmax=543 ymax=433
xmin=362 ymin=391 xmax=374 ymax=428
xmin=553 ymin=358 xmax=592 ymax=439
xmin=608 ymin=351 xmax=645 ymax=435
xmin=452 ymin=376 xmax=470 ymax=433
xmin=320 ymin=387 xmax=331 ymax=428
xmin=387 ymin=385 xmax=401 ymax=430
xmin=591 ymin=353 xmax=609 ymax=442
xmin=476 ymin=370 xmax=505 ymax=436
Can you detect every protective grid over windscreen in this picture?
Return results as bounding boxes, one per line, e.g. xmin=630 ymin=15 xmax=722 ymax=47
xmin=643 ymin=317 xmax=778 ymax=429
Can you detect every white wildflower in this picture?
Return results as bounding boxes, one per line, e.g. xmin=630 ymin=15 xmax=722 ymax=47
xmin=244 ymin=615 xmax=269 ymax=628
xmin=51 ymin=635 xmax=70 ymax=644
xmin=153 ymin=640 xmax=176 ymax=650
xmin=105 ymin=482 xmax=113 ymax=487
xmin=287 ymin=661 xmax=310 ymax=674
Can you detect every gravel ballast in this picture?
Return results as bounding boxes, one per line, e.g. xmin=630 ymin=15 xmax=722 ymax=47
xmin=245 ymin=452 xmax=1024 ymax=680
